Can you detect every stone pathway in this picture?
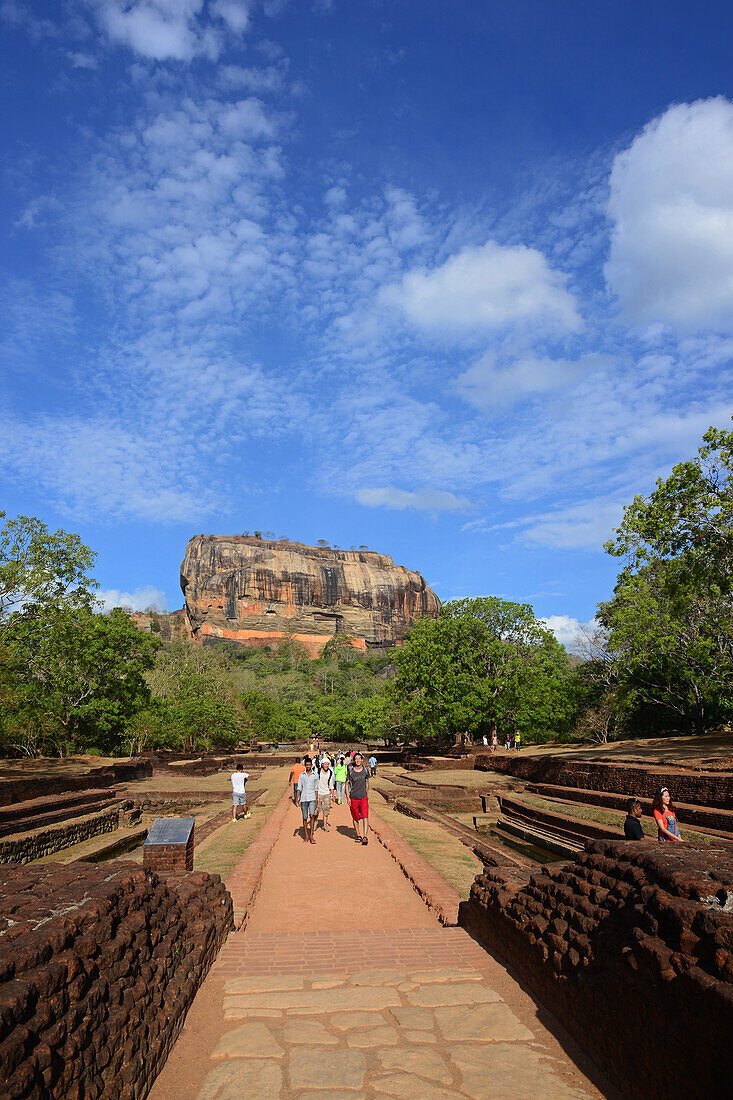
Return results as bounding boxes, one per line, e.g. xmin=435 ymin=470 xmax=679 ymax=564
xmin=150 ymin=795 xmax=608 ymax=1100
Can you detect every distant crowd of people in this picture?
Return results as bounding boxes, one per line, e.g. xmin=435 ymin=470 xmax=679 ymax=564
xmin=482 ymin=732 xmax=520 ymax=751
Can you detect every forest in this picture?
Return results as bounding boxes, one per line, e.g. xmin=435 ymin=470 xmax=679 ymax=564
xmin=1 ymin=424 xmax=731 ymax=757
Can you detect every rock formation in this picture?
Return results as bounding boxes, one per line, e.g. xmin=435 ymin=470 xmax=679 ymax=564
xmin=175 ymin=535 xmax=440 ymax=656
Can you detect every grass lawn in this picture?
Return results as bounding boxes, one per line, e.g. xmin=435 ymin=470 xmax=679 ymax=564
xmin=371 ymin=791 xmax=483 ymax=899
xmin=193 ymin=765 xmax=290 ymax=879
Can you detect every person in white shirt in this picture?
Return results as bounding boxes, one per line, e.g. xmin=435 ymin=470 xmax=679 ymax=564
xmin=231 ymin=763 xmax=251 ymax=822
xmin=296 ymin=757 xmax=319 ymax=844
xmin=316 ymin=760 xmax=335 ymax=831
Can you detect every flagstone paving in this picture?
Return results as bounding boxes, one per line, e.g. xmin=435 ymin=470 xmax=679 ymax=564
xmin=149 ymin=795 xmax=610 ymax=1100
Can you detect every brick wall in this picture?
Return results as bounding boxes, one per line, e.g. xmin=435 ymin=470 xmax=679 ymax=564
xmin=0 ymin=860 xmax=232 ymax=1099
xmin=460 ymin=840 xmax=733 ymax=1099
xmin=0 ymin=802 xmax=136 ymax=865
xmin=527 ymin=782 xmax=733 ymax=834
xmin=0 ymin=760 xmax=152 ymax=808
xmin=144 ymin=828 xmax=195 ymax=874
xmin=474 ymin=753 xmax=733 ymax=808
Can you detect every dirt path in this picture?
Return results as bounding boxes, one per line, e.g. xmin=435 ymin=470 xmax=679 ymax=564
xmin=150 ymin=796 xmax=611 ymax=1100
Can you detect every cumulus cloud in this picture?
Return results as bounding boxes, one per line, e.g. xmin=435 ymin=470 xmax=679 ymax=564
xmin=456 ymin=352 xmax=607 ymax=411
xmin=97 ymin=585 xmax=170 ymax=612
xmin=355 ymin=487 xmax=469 ymax=512
xmin=606 ymin=96 xmax=733 ymax=332
xmin=89 ymin=0 xmax=253 ymax=61
xmin=378 ymin=240 xmax=581 ymax=337
xmin=542 ymin=614 xmax=598 ymax=651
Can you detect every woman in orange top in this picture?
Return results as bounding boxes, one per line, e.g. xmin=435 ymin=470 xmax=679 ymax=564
xmin=652 ymin=787 xmax=682 ymax=842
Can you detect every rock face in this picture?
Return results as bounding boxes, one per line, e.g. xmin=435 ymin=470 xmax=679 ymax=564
xmin=178 ymin=535 xmax=440 ymax=656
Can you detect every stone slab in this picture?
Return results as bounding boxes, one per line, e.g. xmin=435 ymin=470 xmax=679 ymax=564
xmin=225 ymin=975 xmax=304 ymax=994
xmin=197 ymin=1059 xmax=282 ymax=1100
xmin=225 ymin=986 xmax=400 ymax=1014
xmin=372 ymin=1075 xmax=466 ymax=1100
xmin=388 ymin=1006 xmax=434 ymax=1030
xmin=284 ymin=1019 xmax=338 ymax=1046
xmin=450 ymin=1044 xmax=589 ymax=1099
xmin=409 ymin=968 xmax=484 ymax=984
xmin=376 ymin=1048 xmax=452 ymax=1084
xmin=406 ymin=982 xmax=501 ymax=1008
xmin=331 ymin=1012 xmax=392 ymax=1031
xmin=223 ymin=1008 xmax=282 ymax=1020
xmin=404 ymin=1030 xmax=437 ymax=1044
xmin=349 ymin=968 xmax=407 ymax=986
xmin=345 ymin=1026 xmax=400 ymax=1048
xmin=211 ymin=1023 xmax=282 ymax=1060
xmin=434 ymin=1003 xmax=534 ymax=1043
xmin=288 ymin=1049 xmax=365 ymax=1092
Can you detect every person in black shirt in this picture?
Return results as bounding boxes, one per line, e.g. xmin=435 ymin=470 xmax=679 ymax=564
xmin=624 ymin=797 xmax=644 ymax=839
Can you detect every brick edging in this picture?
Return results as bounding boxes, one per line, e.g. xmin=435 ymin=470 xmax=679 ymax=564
xmin=225 ymin=785 xmax=293 ymax=930
xmin=369 ymin=809 xmax=461 ymax=926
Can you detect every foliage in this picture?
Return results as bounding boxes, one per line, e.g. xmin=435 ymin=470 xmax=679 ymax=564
xmin=393 ymin=596 xmax=578 ymax=744
xmin=3 ymin=607 xmax=159 ymax=756
xmin=0 ymin=512 xmax=97 ymax=636
xmin=599 ymin=424 xmax=733 ymax=735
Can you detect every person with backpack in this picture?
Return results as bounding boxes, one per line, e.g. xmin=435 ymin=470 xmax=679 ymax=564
xmin=316 ymin=758 xmax=335 ymax=831
xmin=334 ymin=755 xmax=347 ymax=804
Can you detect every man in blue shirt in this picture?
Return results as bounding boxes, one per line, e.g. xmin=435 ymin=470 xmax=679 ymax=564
xmin=296 ymin=756 xmax=319 ymax=844
xmin=368 ymin=754 xmax=377 ymax=777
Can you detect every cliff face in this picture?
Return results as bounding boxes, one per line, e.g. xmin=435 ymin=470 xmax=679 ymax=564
xmin=179 ymin=535 xmax=440 ymax=656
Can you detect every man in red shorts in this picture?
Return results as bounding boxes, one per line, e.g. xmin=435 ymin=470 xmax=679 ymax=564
xmin=346 ymin=751 xmax=370 ymax=845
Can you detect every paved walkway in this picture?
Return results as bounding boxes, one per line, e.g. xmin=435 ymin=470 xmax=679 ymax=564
xmin=150 ymin=794 xmax=608 ymax=1100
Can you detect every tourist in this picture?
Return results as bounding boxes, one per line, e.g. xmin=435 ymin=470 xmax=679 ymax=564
xmin=316 ymin=758 xmax=335 ymax=831
xmin=504 ymin=732 xmax=511 ymax=751
xmin=334 ymin=755 xmax=347 ymax=804
xmin=491 ymin=730 xmax=498 ymax=754
xmin=515 ymin=731 xmax=521 ymax=751
xmin=653 ymin=787 xmax=682 ymax=842
xmin=296 ymin=756 xmax=319 ymax=844
xmin=624 ymin=797 xmax=645 ymax=839
xmin=346 ymin=751 xmax=370 ymax=845
xmin=231 ymin=763 xmax=251 ymax=822
xmin=369 ymin=753 xmax=377 ymax=777
xmin=289 ymin=758 xmax=305 ymax=804
xmin=482 ymin=734 xmax=488 ymax=748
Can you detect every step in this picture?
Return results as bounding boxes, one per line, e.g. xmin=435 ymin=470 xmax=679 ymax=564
xmin=494 ymin=817 xmax=583 ymax=860
xmin=35 ymin=824 xmax=148 ymax=865
xmin=526 ymin=782 xmax=733 ymax=835
xmin=0 ymin=790 xmax=118 ymax=838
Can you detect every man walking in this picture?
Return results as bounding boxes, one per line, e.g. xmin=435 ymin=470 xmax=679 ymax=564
xmin=346 ymin=751 xmax=370 ymax=845
xmin=231 ymin=763 xmax=251 ymax=822
xmin=368 ymin=753 xmax=377 ymax=777
xmin=296 ymin=756 xmax=319 ymax=844
xmin=316 ymin=757 xmax=335 ymax=831
xmin=289 ymin=757 xmax=305 ymax=804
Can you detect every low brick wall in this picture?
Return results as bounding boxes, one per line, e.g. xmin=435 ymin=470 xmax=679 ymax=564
xmin=0 ymin=802 xmax=136 ymax=865
xmin=0 ymin=760 xmax=152 ymax=808
xmin=460 ymin=840 xmax=733 ymax=1099
xmin=499 ymin=793 xmax=620 ymax=842
xmin=475 ymin=753 xmax=733 ymax=808
xmin=527 ymin=782 xmax=733 ymax=834
xmin=0 ymin=860 xmax=232 ymax=1099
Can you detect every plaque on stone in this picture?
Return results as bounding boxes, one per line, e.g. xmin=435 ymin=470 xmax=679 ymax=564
xmin=145 ymin=817 xmax=195 ymax=847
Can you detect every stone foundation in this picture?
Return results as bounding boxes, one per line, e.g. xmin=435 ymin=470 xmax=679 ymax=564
xmin=0 ymin=860 xmax=232 ymax=1099
xmin=0 ymin=760 xmax=152 ymax=808
xmin=474 ymin=753 xmax=733 ymax=808
xmin=460 ymin=840 xmax=733 ymax=1098
xmin=0 ymin=802 xmax=137 ymax=865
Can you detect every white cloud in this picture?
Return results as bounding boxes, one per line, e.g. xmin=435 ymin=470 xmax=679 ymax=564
xmin=355 ymin=487 xmax=469 ymax=512
xmin=88 ymin=0 xmax=255 ymax=61
xmin=507 ymin=500 xmax=626 ymax=551
xmin=68 ymin=51 xmax=99 ymax=69
xmin=456 ymin=352 xmax=607 ymax=411
xmin=379 ymin=240 xmax=581 ymax=337
xmin=606 ymin=97 xmax=733 ymax=332
xmin=542 ymin=614 xmax=598 ymax=651
xmin=97 ymin=585 xmax=170 ymax=612
xmin=210 ymin=0 xmax=252 ymax=34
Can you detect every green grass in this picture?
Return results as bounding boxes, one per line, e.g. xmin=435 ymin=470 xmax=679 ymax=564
xmin=193 ymin=765 xmax=290 ymax=879
xmin=372 ymin=792 xmax=483 ymax=899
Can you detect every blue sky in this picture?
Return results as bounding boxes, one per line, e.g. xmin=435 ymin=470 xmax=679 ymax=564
xmin=2 ymin=1 xmax=733 ymax=647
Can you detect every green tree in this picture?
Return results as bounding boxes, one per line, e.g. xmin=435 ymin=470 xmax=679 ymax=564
xmin=600 ymin=423 xmax=733 ymax=735
xmin=394 ymin=596 xmax=571 ymax=744
xmin=5 ymin=607 xmax=159 ymax=755
xmin=0 ymin=512 xmax=97 ymax=635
